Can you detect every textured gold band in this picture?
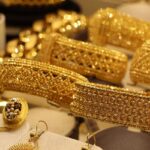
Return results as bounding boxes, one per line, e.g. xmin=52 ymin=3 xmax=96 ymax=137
xmin=0 ymin=58 xmax=150 ymax=130
xmin=0 ymin=58 xmax=87 ymax=108
xmin=130 ymin=40 xmax=150 ymax=85
xmin=2 ymin=0 xmax=64 ymax=5
xmin=39 ymin=33 xmax=128 ymax=84
xmin=89 ymin=8 xmax=150 ymax=51
xmin=71 ymin=82 xmax=150 ymax=131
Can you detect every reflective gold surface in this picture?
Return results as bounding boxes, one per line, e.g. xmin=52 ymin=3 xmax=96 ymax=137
xmin=40 ymin=33 xmax=128 ymax=84
xmin=6 ymin=11 xmax=87 ymax=59
xmin=71 ymin=81 xmax=150 ymax=131
xmin=0 ymin=58 xmax=88 ymax=108
xmin=89 ymin=8 xmax=150 ymax=52
xmin=130 ymin=40 xmax=150 ymax=85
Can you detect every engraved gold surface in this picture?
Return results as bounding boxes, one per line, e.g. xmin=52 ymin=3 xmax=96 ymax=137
xmin=0 ymin=58 xmax=150 ymax=130
xmin=9 ymin=143 xmax=35 ymax=150
xmin=39 ymin=33 xmax=128 ymax=84
xmin=71 ymin=82 xmax=150 ymax=131
xmin=89 ymin=8 xmax=150 ymax=51
xmin=0 ymin=58 xmax=88 ymax=108
xmin=130 ymin=40 xmax=150 ymax=85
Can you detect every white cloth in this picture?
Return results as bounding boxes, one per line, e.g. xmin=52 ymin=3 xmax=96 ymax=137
xmin=27 ymin=107 xmax=76 ymax=135
xmin=39 ymin=132 xmax=102 ymax=150
xmin=118 ymin=1 xmax=150 ymax=21
xmin=0 ymin=114 xmax=30 ymax=150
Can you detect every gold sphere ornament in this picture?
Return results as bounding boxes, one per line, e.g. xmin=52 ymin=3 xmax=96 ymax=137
xmin=1 ymin=98 xmax=28 ymax=131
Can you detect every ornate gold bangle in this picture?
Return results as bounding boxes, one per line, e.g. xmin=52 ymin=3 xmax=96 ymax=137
xmin=130 ymin=40 xmax=150 ymax=85
xmin=1 ymin=0 xmax=64 ymax=5
xmin=89 ymin=8 xmax=150 ymax=52
xmin=6 ymin=10 xmax=87 ymax=59
xmin=39 ymin=33 xmax=128 ymax=84
xmin=71 ymin=81 xmax=150 ymax=131
xmin=0 ymin=58 xmax=150 ymax=131
xmin=0 ymin=58 xmax=88 ymax=108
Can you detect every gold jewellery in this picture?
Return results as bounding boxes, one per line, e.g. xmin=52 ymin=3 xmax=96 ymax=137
xmin=0 ymin=58 xmax=150 ymax=131
xmin=9 ymin=120 xmax=48 ymax=150
xmin=71 ymin=81 xmax=150 ymax=131
xmin=0 ymin=98 xmax=28 ymax=131
xmin=6 ymin=10 xmax=87 ymax=59
xmin=0 ymin=58 xmax=87 ymax=108
xmin=39 ymin=33 xmax=128 ymax=84
xmin=89 ymin=8 xmax=150 ymax=52
xmin=130 ymin=40 xmax=150 ymax=85
xmin=1 ymin=0 xmax=64 ymax=6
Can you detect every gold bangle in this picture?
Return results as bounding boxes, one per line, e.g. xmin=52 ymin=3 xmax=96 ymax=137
xmin=0 ymin=58 xmax=88 ymax=108
xmin=0 ymin=59 xmax=150 ymax=131
xmin=2 ymin=0 xmax=64 ymax=6
xmin=71 ymin=81 xmax=150 ymax=131
xmin=130 ymin=40 xmax=150 ymax=85
xmin=89 ymin=8 xmax=150 ymax=52
xmin=39 ymin=33 xmax=128 ymax=84
xmin=6 ymin=11 xmax=87 ymax=59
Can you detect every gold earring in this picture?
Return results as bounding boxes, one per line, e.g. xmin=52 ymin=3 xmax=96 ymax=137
xmin=81 ymin=133 xmax=96 ymax=150
xmin=9 ymin=120 xmax=48 ymax=150
xmin=0 ymin=98 xmax=28 ymax=131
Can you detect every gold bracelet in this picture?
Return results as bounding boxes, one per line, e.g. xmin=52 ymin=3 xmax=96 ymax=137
xmin=0 ymin=58 xmax=150 ymax=131
xmin=39 ymin=33 xmax=128 ymax=84
xmin=130 ymin=40 xmax=150 ymax=85
xmin=1 ymin=0 xmax=64 ymax=5
xmin=89 ymin=8 xmax=150 ymax=52
xmin=6 ymin=10 xmax=87 ymax=59
xmin=71 ymin=81 xmax=150 ymax=131
xmin=0 ymin=58 xmax=88 ymax=108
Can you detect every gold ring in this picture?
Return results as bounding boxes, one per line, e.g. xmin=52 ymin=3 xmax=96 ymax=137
xmin=0 ymin=98 xmax=28 ymax=131
xmin=39 ymin=33 xmax=128 ymax=84
xmin=89 ymin=8 xmax=150 ymax=52
xmin=0 ymin=58 xmax=88 ymax=108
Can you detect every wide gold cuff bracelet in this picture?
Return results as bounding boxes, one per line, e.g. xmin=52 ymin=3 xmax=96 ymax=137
xmin=71 ymin=82 xmax=150 ymax=131
xmin=130 ymin=40 xmax=150 ymax=85
xmin=0 ymin=58 xmax=88 ymax=108
xmin=1 ymin=0 xmax=64 ymax=5
xmin=89 ymin=8 xmax=150 ymax=52
xmin=39 ymin=33 xmax=128 ymax=84
xmin=0 ymin=58 xmax=150 ymax=131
